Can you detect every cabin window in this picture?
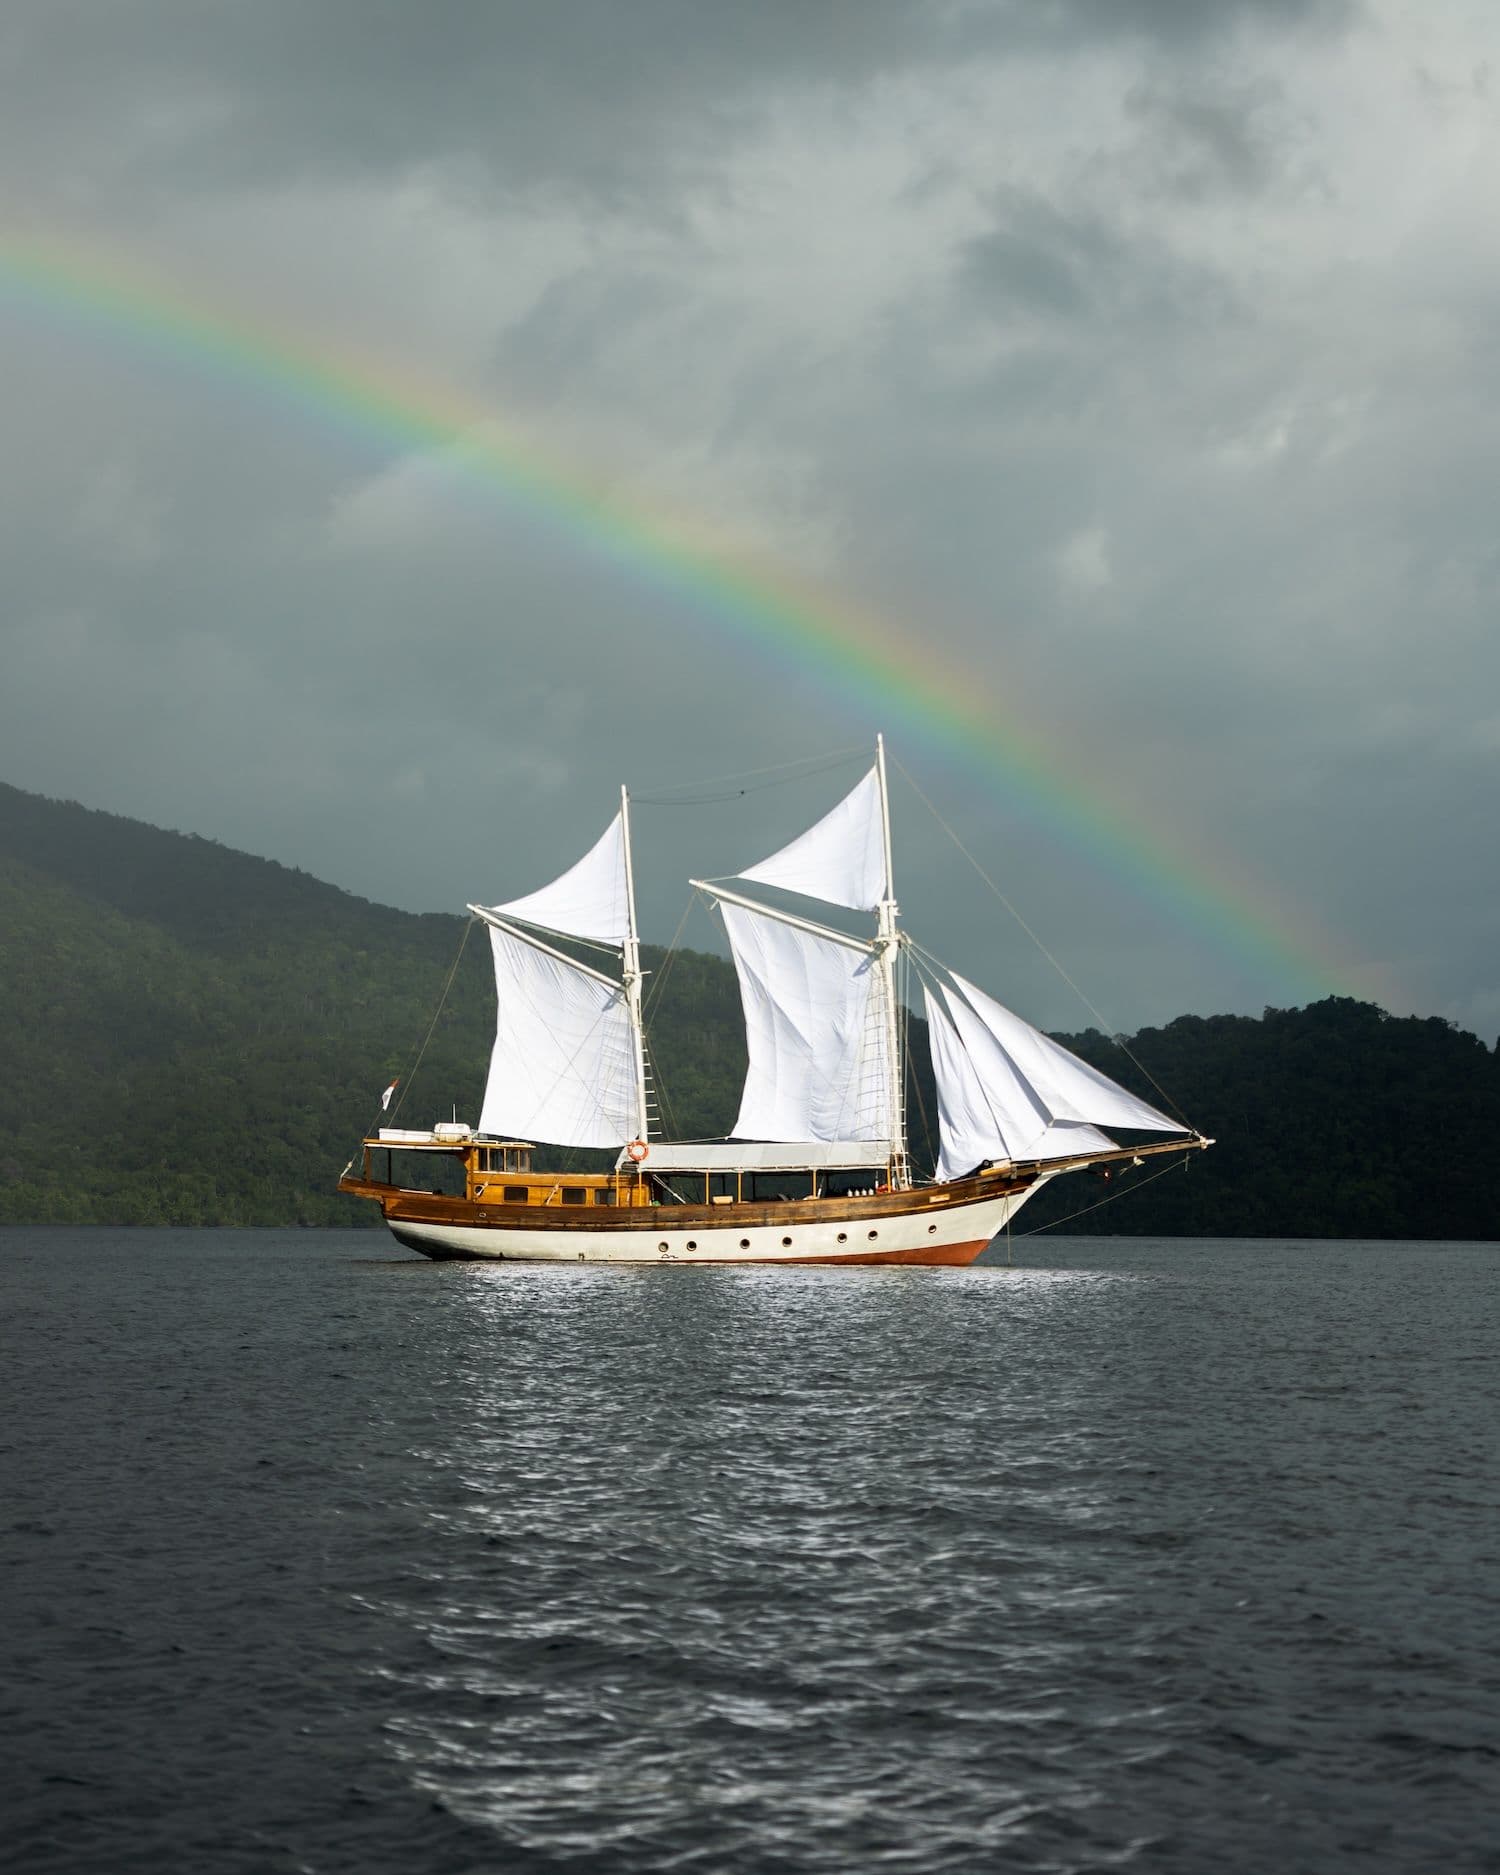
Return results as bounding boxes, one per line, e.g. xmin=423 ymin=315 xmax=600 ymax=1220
xmin=383 ymin=1149 xmax=466 ymax=1198
xmin=823 ymin=1171 xmax=881 ymax=1199
xmin=504 ymin=1186 xmax=529 ymax=1203
xmin=709 ymin=1173 xmax=739 ymax=1203
xmin=593 ymin=1188 xmax=614 ymax=1205
xmin=653 ymin=1175 xmax=703 ymax=1205
xmin=562 ymin=1187 xmax=587 ymax=1205
xmin=747 ymin=1173 xmax=815 ymax=1203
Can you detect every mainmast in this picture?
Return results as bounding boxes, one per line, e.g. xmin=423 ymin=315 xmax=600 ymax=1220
xmin=874 ymin=733 xmax=909 ymax=1188
xmin=619 ymin=783 xmax=651 ymax=1143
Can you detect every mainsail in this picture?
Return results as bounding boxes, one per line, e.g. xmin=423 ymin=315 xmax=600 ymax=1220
xmin=719 ymin=899 xmax=893 ymax=1144
xmin=695 ymin=742 xmax=905 ymax=1168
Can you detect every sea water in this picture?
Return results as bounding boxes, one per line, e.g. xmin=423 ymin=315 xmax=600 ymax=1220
xmin=2 ymin=1229 xmax=1496 ymax=1874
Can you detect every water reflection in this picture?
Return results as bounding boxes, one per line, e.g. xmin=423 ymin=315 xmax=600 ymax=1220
xmin=364 ymin=1251 xmax=1168 ymax=1869
xmin=352 ymin=1241 xmax=1500 ymax=1872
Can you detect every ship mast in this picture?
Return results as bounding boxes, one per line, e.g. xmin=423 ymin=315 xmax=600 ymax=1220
xmin=874 ymin=733 xmax=909 ymax=1189
xmin=619 ymin=783 xmax=650 ymax=1143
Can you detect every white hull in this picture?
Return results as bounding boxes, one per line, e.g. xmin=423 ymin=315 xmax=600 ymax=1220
xmin=386 ymin=1186 xmax=1040 ymax=1264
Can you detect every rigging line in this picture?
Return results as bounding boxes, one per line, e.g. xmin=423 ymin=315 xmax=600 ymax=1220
xmin=632 ymin=745 xmax=867 ymax=806
xmin=382 ymin=914 xmax=475 ymax=1133
xmin=1015 ymin=1152 xmax=1193 ymax=1236
xmin=901 ymin=953 xmax=937 ymax=1176
xmin=891 ymin=757 xmax=1192 ymax=1127
xmin=896 ymin=948 xmax=926 ymax=1172
xmin=650 ymin=1043 xmax=680 ymax=1146
xmin=641 ymin=895 xmax=699 ymax=1021
xmin=640 ymin=897 xmax=704 ymax=1145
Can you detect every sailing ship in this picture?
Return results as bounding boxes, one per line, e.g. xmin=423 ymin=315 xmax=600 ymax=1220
xmin=339 ymin=739 xmax=1209 ymax=1262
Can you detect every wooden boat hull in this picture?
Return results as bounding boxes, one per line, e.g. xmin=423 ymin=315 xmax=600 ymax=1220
xmin=367 ymin=1172 xmax=1044 ymax=1265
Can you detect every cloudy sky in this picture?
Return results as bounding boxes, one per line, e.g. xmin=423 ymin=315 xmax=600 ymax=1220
xmin=1 ymin=0 xmax=1496 ymax=1036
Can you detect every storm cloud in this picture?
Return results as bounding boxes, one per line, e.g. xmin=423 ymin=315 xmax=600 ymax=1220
xmin=1 ymin=0 xmax=1495 ymax=1035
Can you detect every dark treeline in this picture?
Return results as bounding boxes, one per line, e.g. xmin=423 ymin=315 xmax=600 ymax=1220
xmin=1 ymin=780 xmax=1495 ymax=1237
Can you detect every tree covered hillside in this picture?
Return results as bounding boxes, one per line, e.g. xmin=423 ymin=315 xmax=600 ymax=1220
xmin=0 ymin=781 xmax=743 ymax=1225
xmin=1024 ymin=1001 xmax=1500 ymax=1240
xmin=1 ymin=780 xmax=1496 ymax=1237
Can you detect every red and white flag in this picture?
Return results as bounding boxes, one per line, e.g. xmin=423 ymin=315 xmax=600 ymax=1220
xmin=380 ymin=1077 xmax=399 ymax=1112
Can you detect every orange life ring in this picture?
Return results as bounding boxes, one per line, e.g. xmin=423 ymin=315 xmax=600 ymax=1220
xmin=626 ymin=1139 xmax=650 ymax=1164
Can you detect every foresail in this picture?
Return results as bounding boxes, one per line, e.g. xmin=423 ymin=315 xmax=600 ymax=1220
xmin=486 ymin=812 xmax=629 ymax=945
xmin=721 ymin=900 xmax=894 ymax=1145
xmin=926 ymin=983 xmax=1116 ymax=1175
xmin=737 ymin=767 xmax=887 ymax=913
xmin=946 ymin=972 xmax=1186 ymax=1137
xmin=478 ymin=923 xmax=636 ymax=1148
xmin=926 ymin=985 xmax=1040 ymax=1177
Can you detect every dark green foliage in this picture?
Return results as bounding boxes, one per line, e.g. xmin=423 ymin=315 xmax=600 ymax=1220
xmin=1 ymin=781 xmax=1495 ymax=1236
xmin=0 ymin=781 xmax=752 ymax=1225
xmin=1019 ymin=1001 xmax=1500 ymax=1239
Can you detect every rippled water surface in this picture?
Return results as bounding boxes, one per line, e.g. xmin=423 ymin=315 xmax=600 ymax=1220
xmin=2 ymin=1229 xmax=1498 ymax=1873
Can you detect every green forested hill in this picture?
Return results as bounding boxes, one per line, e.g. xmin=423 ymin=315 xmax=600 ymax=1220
xmin=1024 ymin=1002 xmax=1500 ymax=1239
xmin=1 ymin=780 xmax=1495 ymax=1236
xmin=0 ymin=782 xmax=753 ymax=1224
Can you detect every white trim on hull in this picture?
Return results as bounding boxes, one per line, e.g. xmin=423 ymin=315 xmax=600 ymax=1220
xmin=385 ymin=1186 xmax=1043 ymax=1264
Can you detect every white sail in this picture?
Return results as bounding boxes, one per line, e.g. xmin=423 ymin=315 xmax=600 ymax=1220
xmin=486 ymin=812 xmax=629 ymax=945
xmin=478 ymin=922 xmax=637 ymax=1148
xmin=721 ymin=900 xmax=893 ymax=1144
xmin=927 ymin=985 xmax=1038 ymax=1176
xmin=737 ymin=767 xmax=888 ymax=913
xmin=946 ymin=972 xmax=1185 ymax=1136
xmin=926 ymin=984 xmax=1118 ymax=1175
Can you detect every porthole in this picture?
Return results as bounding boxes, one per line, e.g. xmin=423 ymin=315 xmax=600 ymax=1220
xmin=740 ymin=1238 xmax=751 ymax=1249
xmin=782 ymin=1236 xmax=793 ymax=1247
xmin=928 ymin=1224 xmax=938 ymax=1234
xmin=658 ymin=1241 xmax=669 ymax=1252
xmin=686 ymin=1240 xmax=697 ymax=1251
xmin=867 ymin=1230 xmax=879 ymax=1241
xmin=837 ymin=1232 xmax=847 ymax=1244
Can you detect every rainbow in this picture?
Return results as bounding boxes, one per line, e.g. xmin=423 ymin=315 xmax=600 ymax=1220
xmin=0 ymin=229 xmax=1376 ymax=1009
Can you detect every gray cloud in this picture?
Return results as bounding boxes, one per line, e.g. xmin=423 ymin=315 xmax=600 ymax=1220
xmin=3 ymin=0 xmax=1496 ymax=1039
xmin=2 ymin=0 xmax=1356 ymax=210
